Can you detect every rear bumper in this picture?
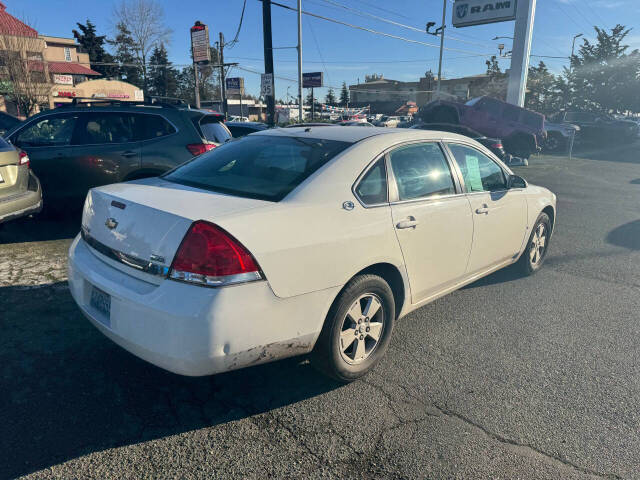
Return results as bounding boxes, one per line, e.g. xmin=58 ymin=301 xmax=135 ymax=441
xmin=68 ymin=235 xmax=339 ymax=376
xmin=0 ymin=173 xmax=42 ymax=223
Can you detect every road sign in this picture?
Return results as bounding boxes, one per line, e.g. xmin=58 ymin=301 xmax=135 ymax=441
xmin=452 ymin=0 xmax=517 ymax=27
xmin=261 ymin=73 xmax=274 ymax=97
xmin=226 ymin=77 xmax=244 ymax=95
xmin=302 ymin=72 xmax=323 ymax=88
xmin=190 ymin=22 xmax=211 ymax=64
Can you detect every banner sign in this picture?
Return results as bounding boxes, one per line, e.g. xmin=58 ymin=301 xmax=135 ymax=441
xmin=53 ymin=74 xmax=73 ymax=85
xmin=302 ymin=72 xmax=323 ymax=88
xmin=226 ymin=77 xmax=244 ymax=95
xmin=452 ymin=0 xmax=517 ymax=27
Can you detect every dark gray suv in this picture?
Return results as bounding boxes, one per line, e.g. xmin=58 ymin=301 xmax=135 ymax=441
xmin=4 ymin=101 xmax=231 ymax=206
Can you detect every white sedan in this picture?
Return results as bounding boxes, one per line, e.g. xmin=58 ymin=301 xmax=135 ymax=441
xmin=68 ymin=127 xmax=556 ymax=382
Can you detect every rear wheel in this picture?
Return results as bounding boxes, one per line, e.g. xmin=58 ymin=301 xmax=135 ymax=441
xmin=517 ymin=213 xmax=551 ymax=275
xmin=312 ymin=274 xmax=395 ymax=382
xmin=543 ymin=132 xmax=566 ymax=153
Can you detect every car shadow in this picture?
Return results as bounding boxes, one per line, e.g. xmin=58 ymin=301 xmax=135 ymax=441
xmin=630 ymin=178 xmax=640 ymax=185
xmin=0 ymin=282 xmax=341 ymax=479
xmin=0 ymin=212 xmax=80 ymax=244
xmin=606 ymin=220 xmax=640 ymax=250
xmin=461 ymin=263 xmax=524 ymax=289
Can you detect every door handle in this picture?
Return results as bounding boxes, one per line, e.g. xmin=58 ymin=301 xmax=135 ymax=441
xmin=121 ymin=151 xmax=137 ymax=158
xmin=396 ymin=217 xmax=418 ymax=229
xmin=475 ymin=205 xmax=489 ymax=214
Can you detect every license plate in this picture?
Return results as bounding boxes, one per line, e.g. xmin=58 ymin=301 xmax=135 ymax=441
xmin=90 ymin=286 xmax=111 ymax=327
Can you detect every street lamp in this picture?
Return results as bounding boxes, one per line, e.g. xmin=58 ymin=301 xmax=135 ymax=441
xmin=492 ymin=36 xmax=514 ymax=40
xmin=571 ymin=33 xmax=583 ymax=61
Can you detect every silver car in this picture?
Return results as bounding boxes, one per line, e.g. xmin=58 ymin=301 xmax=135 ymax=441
xmin=0 ymin=137 xmax=42 ymax=224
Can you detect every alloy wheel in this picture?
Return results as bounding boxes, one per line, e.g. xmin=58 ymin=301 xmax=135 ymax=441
xmin=530 ymin=222 xmax=548 ymax=265
xmin=339 ymin=293 xmax=384 ymax=365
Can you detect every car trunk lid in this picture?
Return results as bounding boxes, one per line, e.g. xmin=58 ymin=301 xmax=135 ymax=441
xmin=81 ymin=177 xmax=271 ymax=284
xmin=0 ymin=149 xmax=22 ymax=192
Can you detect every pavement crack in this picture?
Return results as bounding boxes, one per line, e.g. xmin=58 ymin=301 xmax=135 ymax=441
xmin=433 ymin=403 xmax=623 ymax=479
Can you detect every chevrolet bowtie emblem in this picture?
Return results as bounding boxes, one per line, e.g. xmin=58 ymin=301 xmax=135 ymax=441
xmin=105 ymin=217 xmax=118 ymax=230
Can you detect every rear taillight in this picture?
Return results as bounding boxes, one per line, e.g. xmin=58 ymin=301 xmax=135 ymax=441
xmin=186 ymin=143 xmax=216 ymax=156
xmin=18 ymin=151 xmax=29 ymax=168
xmin=491 ymin=143 xmax=503 ymax=149
xmin=169 ymin=221 xmax=263 ymax=287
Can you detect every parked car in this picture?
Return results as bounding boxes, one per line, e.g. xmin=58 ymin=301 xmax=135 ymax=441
xmin=68 ymin=126 xmax=556 ymax=381
xmin=374 ymin=116 xmax=401 ymax=128
xmin=419 ymin=96 xmax=545 ymax=159
xmin=549 ymin=111 xmax=638 ymax=144
xmin=226 ymin=121 xmax=269 ymax=137
xmin=228 ymin=115 xmax=249 ymax=123
xmin=4 ymin=101 xmax=231 ymax=207
xmin=0 ymin=138 xmax=42 ymax=224
xmin=0 ymin=111 xmax=20 ymax=137
xmin=340 ymin=121 xmax=375 ymax=127
xmin=285 ymin=123 xmax=338 ymax=128
xmin=411 ymin=122 xmax=506 ymax=160
xmin=542 ymin=121 xmax=580 ymax=153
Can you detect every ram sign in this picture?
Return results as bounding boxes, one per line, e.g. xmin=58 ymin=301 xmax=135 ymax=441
xmin=452 ymin=0 xmax=517 ymax=27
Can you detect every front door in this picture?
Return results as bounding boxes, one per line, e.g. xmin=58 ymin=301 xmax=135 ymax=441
xmin=12 ymin=112 xmax=81 ymax=201
xmin=446 ymin=143 xmax=528 ymax=275
xmin=388 ymin=142 xmax=474 ymax=303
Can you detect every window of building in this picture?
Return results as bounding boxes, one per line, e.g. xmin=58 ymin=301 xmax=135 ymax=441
xmin=64 ymin=47 xmax=72 ymax=62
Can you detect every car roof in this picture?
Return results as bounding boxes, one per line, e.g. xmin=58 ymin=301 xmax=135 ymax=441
xmin=254 ymin=125 xmax=477 ymax=143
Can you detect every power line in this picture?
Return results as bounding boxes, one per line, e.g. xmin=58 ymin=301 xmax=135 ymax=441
xmin=264 ymin=0 xmax=493 ymax=56
xmin=551 ymin=0 xmax=591 ymax=32
xmin=225 ymin=0 xmax=247 ymax=49
xmin=304 ymin=15 xmax=332 ymax=88
xmin=350 ymin=0 xmax=413 ymax=21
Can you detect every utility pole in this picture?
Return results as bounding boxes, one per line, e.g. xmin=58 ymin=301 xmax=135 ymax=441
xmin=262 ymin=0 xmax=276 ymax=125
xmin=426 ymin=0 xmax=446 ymax=99
xmin=219 ymin=32 xmax=227 ymax=118
xmin=297 ymin=0 xmax=303 ymax=121
xmin=506 ymin=0 xmax=537 ymax=106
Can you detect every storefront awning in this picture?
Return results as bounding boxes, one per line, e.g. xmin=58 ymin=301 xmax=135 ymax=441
xmin=29 ymin=61 xmax=101 ymax=76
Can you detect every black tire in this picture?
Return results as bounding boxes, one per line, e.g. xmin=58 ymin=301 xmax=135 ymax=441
xmin=543 ymin=132 xmax=566 ymax=153
xmin=517 ymin=212 xmax=552 ymax=275
xmin=311 ymin=274 xmax=395 ymax=382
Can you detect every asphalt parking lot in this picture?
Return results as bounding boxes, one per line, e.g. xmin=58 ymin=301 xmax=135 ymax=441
xmin=2 ymin=143 xmax=640 ymax=479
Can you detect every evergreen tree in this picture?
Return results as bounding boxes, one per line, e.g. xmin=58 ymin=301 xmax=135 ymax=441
xmin=339 ymin=81 xmax=349 ymax=106
xmin=73 ymin=20 xmax=117 ymax=77
xmin=525 ymin=61 xmax=563 ymax=114
xmin=325 ymin=88 xmax=336 ymax=105
xmin=109 ymin=22 xmax=143 ymax=88
xmin=148 ymin=44 xmax=178 ymax=98
xmin=483 ymin=55 xmax=507 ymax=100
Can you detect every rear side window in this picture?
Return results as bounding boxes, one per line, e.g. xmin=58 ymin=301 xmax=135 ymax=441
xmin=132 ymin=114 xmax=176 ymax=140
xmin=355 ymin=158 xmax=387 ymax=205
xmin=389 ymin=143 xmax=456 ymax=201
xmin=199 ymin=116 xmax=231 ymax=143
xmin=15 ymin=115 xmax=78 ymax=147
xmin=163 ymin=135 xmax=351 ymax=201
xmin=78 ymin=113 xmax=134 ymax=144
xmin=448 ymin=143 xmax=506 ymax=192
xmin=503 ymin=104 xmax=520 ymax=122
xmin=477 ymin=98 xmax=503 ymax=117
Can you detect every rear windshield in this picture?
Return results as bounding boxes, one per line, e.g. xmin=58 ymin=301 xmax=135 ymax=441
xmin=198 ymin=116 xmax=231 ymax=143
xmin=163 ymin=135 xmax=352 ymax=201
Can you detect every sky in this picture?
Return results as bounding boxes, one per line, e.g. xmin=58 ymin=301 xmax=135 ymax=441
xmin=14 ymin=0 xmax=640 ymax=100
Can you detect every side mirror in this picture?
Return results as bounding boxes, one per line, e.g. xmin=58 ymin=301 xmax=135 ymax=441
xmin=507 ymin=174 xmax=527 ymax=189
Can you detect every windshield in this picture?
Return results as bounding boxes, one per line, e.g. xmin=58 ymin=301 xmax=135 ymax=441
xmin=163 ymin=135 xmax=351 ymax=201
xmin=465 ymin=97 xmax=481 ymax=106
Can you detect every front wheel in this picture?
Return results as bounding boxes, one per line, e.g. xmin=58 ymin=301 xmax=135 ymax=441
xmin=311 ymin=274 xmax=395 ymax=382
xmin=517 ymin=212 xmax=551 ymax=275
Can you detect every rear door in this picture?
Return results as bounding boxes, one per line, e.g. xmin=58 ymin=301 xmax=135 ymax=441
xmin=70 ymin=112 xmax=142 ymax=198
xmin=388 ymin=141 xmax=473 ymax=303
xmin=11 ymin=112 xmax=81 ymax=200
xmin=133 ymin=113 xmax=186 ymax=173
xmin=445 ymin=142 xmax=527 ymax=274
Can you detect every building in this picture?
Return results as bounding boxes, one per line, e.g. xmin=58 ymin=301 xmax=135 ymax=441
xmin=348 ymin=73 xmax=492 ymax=114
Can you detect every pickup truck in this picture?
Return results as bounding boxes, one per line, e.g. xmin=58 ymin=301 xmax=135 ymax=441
xmin=418 ymin=96 xmax=545 ymax=159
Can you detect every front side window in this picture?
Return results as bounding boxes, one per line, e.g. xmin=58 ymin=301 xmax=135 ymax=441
xmin=355 ymin=158 xmax=387 ymax=205
xmin=78 ymin=113 xmax=134 ymax=144
xmin=477 ymin=97 xmax=503 ymax=117
xmin=447 ymin=143 xmax=507 ymax=193
xmin=15 ymin=115 xmax=78 ymax=147
xmin=163 ymin=135 xmax=351 ymax=201
xmin=389 ymin=143 xmax=456 ymax=201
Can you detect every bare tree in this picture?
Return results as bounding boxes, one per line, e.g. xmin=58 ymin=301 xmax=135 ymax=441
xmin=0 ymin=34 xmax=51 ymax=117
xmin=113 ymin=0 xmax=172 ymax=94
